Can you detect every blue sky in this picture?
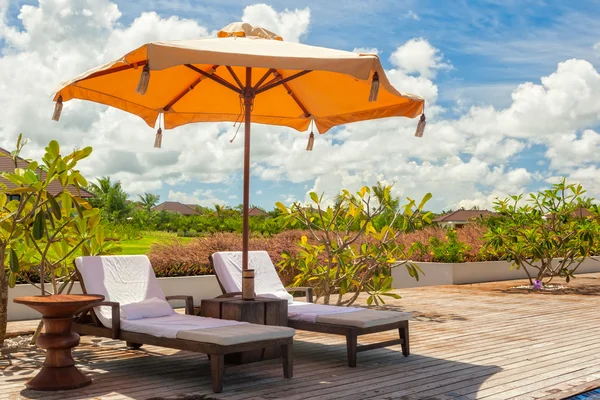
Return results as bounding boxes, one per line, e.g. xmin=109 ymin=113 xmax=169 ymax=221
xmin=1 ymin=0 xmax=600 ymax=211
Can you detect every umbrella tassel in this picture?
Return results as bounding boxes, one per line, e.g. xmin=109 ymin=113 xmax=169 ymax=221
xmin=136 ymin=64 xmax=150 ymax=95
xmin=306 ymin=132 xmax=315 ymax=151
xmin=414 ymin=113 xmax=426 ymax=137
xmin=368 ymin=72 xmax=380 ymax=102
xmin=154 ymin=128 xmax=163 ymax=148
xmin=52 ymin=96 xmax=63 ymax=121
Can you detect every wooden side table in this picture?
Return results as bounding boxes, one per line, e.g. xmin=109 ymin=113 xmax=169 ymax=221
xmin=200 ymin=297 xmax=288 ymax=364
xmin=13 ymin=294 xmax=105 ymax=391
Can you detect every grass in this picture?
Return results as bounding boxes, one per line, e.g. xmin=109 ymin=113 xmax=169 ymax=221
xmin=116 ymin=231 xmax=193 ymax=255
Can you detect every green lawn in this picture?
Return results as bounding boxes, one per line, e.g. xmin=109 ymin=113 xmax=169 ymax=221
xmin=116 ymin=231 xmax=193 ymax=255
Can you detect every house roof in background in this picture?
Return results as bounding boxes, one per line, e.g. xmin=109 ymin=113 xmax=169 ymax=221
xmin=248 ymin=206 xmax=268 ymax=216
xmin=152 ymin=201 xmax=200 ymax=215
xmin=433 ymin=209 xmax=497 ymax=223
xmin=0 ymin=147 xmax=95 ymax=198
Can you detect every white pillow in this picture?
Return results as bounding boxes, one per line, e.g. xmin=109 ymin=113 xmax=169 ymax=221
xmin=120 ymin=297 xmax=175 ymax=320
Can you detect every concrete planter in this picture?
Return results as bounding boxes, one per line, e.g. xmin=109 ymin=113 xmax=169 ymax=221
xmin=391 ymin=257 xmax=600 ymax=289
xmin=8 ymin=275 xmax=221 ymax=322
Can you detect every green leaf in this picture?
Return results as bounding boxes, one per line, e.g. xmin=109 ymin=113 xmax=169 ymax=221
xmin=95 ymin=224 xmax=104 ymax=244
xmin=9 ymin=248 xmax=19 ymax=273
xmin=309 ymin=192 xmax=319 ymax=204
xmin=8 ymin=272 xmax=16 ymax=288
xmin=48 ymin=140 xmax=60 ymax=157
xmin=48 ymin=194 xmax=62 ymax=220
xmin=275 ymin=201 xmax=288 ymax=214
xmin=32 ymin=211 xmax=45 ymax=240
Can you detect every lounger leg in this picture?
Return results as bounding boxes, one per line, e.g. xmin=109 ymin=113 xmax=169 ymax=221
xmin=281 ymin=340 xmax=293 ymax=378
xmin=346 ymin=331 xmax=358 ymax=367
xmin=399 ymin=322 xmax=410 ymax=356
xmin=210 ymin=354 xmax=224 ymax=393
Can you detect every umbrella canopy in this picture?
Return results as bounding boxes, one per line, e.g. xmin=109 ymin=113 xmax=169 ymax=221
xmin=53 ymin=22 xmax=424 ymax=134
xmin=52 ymin=22 xmax=425 ymax=283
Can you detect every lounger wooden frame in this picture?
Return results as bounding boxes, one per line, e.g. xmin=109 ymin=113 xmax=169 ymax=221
xmin=208 ymin=255 xmax=409 ymax=367
xmin=72 ymin=268 xmax=293 ymax=393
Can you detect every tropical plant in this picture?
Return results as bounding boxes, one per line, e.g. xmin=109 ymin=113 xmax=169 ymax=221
xmin=485 ymin=179 xmax=600 ymax=287
xmin=277 ymin=184 xmax=432 ymax=306
xmin=138 ymin=192 xmax=160 ymax=212
xmin=87 ymin=176 xmax=132 ymax=221
xmin=0 ymin=136 xmax=119 ymax=345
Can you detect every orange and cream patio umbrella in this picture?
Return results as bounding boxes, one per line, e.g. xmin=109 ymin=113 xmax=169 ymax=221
xmin=51 ymin=22 xmax=426 ymax=297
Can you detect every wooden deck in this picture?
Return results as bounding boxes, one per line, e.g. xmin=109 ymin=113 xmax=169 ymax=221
xmin=2 ymin=273 xmax=600 ymax=399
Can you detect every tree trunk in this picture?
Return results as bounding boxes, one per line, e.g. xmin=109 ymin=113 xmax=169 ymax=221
xmin=0 ymin=255 xmax=8 ymax=347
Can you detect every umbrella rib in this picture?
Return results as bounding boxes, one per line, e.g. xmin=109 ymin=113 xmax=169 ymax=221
xmin=162 ymin=65 xmax=219 ymax=112
xmin=272 ymin=70 xmax=311 ymax=118
xmin=77 ymin=60 xmax=148 ymax=83
xmin=185 ymin=64 xmax=242 ymax=94
xmin=225 ymin=66 xmax=244 ymax=90
xmin=255 ymin=70 xmax=312 ymax=94
xmin=253 ymin=69 xmax=276 ymax=91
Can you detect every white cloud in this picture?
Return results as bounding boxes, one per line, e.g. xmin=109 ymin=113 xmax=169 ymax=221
xmin=390 ymin=38 xmax=453 ymax=79
xmin=241 ymin=4 xmax=310 ymax=42
xmin=405 ymin=11 xmax=420 ymax=21
xmin=256 ymin=189 xmax=263 ymax=195
xmin=168 ymin=189 xmax=227 ymax=207
xmin=353 ymin=47 xmax=379 ymax=55
xmin=1 ymin=0 xmax=600 ymax=213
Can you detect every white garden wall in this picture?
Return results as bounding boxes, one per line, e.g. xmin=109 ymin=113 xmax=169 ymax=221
xmin=392 ymin=257 xmax=600 ymax=288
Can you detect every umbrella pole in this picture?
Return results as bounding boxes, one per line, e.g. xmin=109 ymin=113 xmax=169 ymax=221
xmin=242 ymin=67 xmax=255 ymax=300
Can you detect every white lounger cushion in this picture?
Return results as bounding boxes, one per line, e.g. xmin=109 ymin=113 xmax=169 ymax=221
xmin=121 ymin=313 xmax=247 ymax=338
xmin=288 ymin=301 xmax=362 ymax=323
xmin=75 ymin=255 xmax=166 ymax=328
xmin=315 ymin=310 xmax=411 ymax=329
xmin=212 ymin=251 xmax=293 ymax=303
xmin=120 ymin=297 xmax=175 ymax=320
xmin=177 ymin=324 xmax=294 ymax=346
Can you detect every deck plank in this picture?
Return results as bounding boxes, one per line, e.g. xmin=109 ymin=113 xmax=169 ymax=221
xmin=2 ymin=272 xmax=600 ymax=399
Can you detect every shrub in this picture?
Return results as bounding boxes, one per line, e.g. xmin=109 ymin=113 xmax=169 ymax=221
xmin=277 ymin=185 xmax=432 ymax=306
xmin=485 ymin=179 xmax=600 ymax=286
xmin=147 ymin=231 xmax=310 ymax=285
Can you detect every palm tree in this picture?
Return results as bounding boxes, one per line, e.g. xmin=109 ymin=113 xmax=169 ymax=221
xmin=87 ymin=177 xmax=131 ymax=221
xmin=138 ymin=193 xmax=160 ymax=212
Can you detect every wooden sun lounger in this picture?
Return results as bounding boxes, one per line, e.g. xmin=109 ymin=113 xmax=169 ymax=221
xmin=72 ymin=263 xmax=293 ymax=393
xmin=209 ymin=255 xmax=409 ymax=367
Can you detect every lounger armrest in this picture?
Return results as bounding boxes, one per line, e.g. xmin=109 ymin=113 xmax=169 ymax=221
xmin=75 ymin=301 xmax=120 ymax=339
xmin=216 ymin=292 xmax=242 ymax=299
xmin=286 ymin=287 xmax=314 ymax=303
xmin=165 ymin=295 xmax=195 ymax=315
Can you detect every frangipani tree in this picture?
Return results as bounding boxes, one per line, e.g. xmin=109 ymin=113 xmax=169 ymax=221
xmin=278 ymin=185 xmax=431 ymax=306
xmin=0 ymin=136 xmax=118 ymax=346
xmin=485 ymin=179 xmax=600 ymax=287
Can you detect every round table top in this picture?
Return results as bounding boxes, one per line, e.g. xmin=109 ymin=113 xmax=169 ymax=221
xmin=13 ymin=294 xmax=105 ymax=318
xmin=13 ymin=294 xmax=104 ymax=306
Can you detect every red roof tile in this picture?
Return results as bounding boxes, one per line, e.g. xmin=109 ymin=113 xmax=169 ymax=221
xmin=152 ymin=201 xmax=200 ymax=215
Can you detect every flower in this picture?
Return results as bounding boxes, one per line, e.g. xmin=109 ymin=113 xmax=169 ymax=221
xmin=533 ymin=280 xmax=543 ymax=290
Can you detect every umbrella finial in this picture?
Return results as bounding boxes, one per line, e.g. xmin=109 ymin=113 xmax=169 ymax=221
xmin=154 ymin=127 xmax=163 ymax=148
xmin=368 ymin=72 xmax=379 ymax=102
xmin=136 ymin=64 xmax=150 ymax=95
xmin=52 ymin=95 xmax=63 ymax=121
xmin=414 ymin=113 xmax=426 ymax=137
